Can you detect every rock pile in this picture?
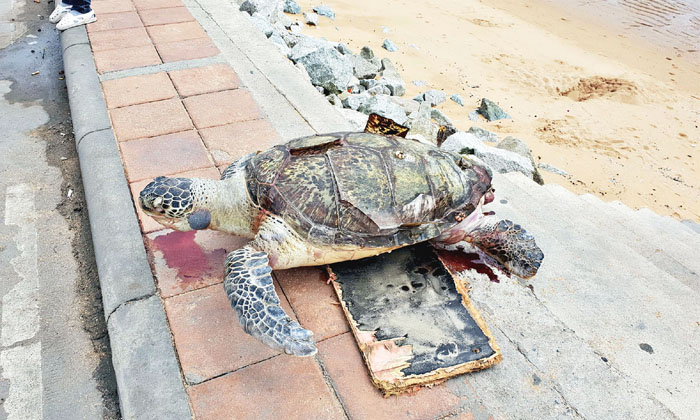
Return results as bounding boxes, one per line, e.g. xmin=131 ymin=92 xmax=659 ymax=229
xmin=239 ymin=0 xmax=552 ymax=183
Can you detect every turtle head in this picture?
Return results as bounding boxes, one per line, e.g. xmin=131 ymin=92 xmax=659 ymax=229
xmin=139 ymin=176 xmax=213 ymax=231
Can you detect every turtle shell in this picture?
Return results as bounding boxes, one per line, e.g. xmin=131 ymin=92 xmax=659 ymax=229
xmin=245 ymin=132 xmax=491 ymax=248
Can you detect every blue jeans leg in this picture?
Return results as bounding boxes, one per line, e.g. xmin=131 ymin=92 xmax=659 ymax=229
xmin=63 ymin=0 xmax=92 ymax=14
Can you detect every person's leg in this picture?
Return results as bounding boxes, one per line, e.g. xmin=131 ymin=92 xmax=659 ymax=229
xmin=56 ymin=0 xmax=96 ymax=31
xmin=63 ymin=0 xmax=91 ymax=14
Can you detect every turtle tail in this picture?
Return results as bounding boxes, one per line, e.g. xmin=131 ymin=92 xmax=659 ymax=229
xmin=465 ymin=219 xmax=543 ymax=278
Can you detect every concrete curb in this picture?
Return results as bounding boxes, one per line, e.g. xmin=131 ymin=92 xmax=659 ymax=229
xmin=59 ymin=27 xmax=193 ymax=420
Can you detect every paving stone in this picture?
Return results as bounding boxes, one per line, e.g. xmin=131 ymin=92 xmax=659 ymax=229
xmin=275 ymin=267 xmax=349 ymax=342
xmin=145 ymin=229 xmax=248 ymax=297
xmin=183 ymin=89 xmax=262 ymax=129
xmin=128 ymin=166 xmax=221 ymax=234
xmin=138 ymin=6 xmax=194 ymax=26
xmin=88 ymin=26 xmax=152 ymax=52
xmin=146 ymin=21 xmax=207 ymax=44
xmin=86 ymin=11 xmax=142 ymax=33
xmin=198 ymin=119 xmax=279 ymax=165
xmin=132 ymin=0 xmax=183 ymax=10
xmin=93 ymin=44 xmax=161 ymax=73
xmin=317 ymin=333 xmax=462 ymax=420
xmin=119 ymin=130 xmax=212 ymax=181
xmin=163 ymin=281 xmax=297 ymax=384
xmin=168 ymin=64 xmax=240 ymax=97
xmin=155 ymin=37 xmax=219 ymax=62
xmin=91 ymin=0 xmax=136 ymax=15
xmin=110 ymin=98 xmax=192 ymax=141
xmin=187 ymin=351 xmax=345 ymax=420
xmin=102 ymin=72 xmax=176 ymax=109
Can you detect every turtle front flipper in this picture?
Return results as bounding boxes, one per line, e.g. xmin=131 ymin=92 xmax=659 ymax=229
xmin=224 ymin=246 xmax=317 ymax=356
xmin=465 ymin=219 xmax=544 ymax=278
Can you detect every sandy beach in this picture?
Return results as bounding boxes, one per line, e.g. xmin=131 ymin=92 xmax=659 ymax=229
xmin=294 ymin=0 xmax=700 ymax=221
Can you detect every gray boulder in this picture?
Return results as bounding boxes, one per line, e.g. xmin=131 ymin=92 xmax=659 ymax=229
xmin=268 ymin=32 xmax=290 ymax=56
xmin=467 ymin=126 xmax=498 ymax=143
xmin=327 ymin=94 xmax=342 ymax=108
xmin=313 ymin=5 xmax=335 ymax=19
xmin=468 ymin=110 xmax=479 ymax=121
xmin=240 ymin=0 xmax=284 ymax=24
xmin=478 ymin=98 xmax=511 ymax=121
xmin=406 ymin=102 xmax=438 ymax=145
xmin=250 ymin=14 xmax=274 ymax=37
xmin=360 ymin=46 xmax=381 ymax=69
xmin=497 ymin=136 xmax=543 ymax=184
xmin=360 ymin=79 xmax=377 ymax=89
xmin=442 ymin=132 xmax=535 ymax=179
xmin=366 ymin=85 xmax=391 ymax=96
xmin=358 ymin=95 xmax=408 ymax=125
xmin=290 ymin=22 xmax=302 ymax=33
xmin=377 ymin=58 xmax=405 ymax=96
xmin=450 ymin=94 xmax=464 ymax=106
xmin=388 ymin=96 xmax=419 ymax=115
xmin=382 ymin=39 xmax=398 ymax=52
xmin=290 ymin=40 xmax=353 ymax=93
xmin=283 ymin=0 xmax=301 ymax=14
xmin=538 ymin=163 xmax=569 ymax=177
xmin=430 ymin=108 xmax=453 ymax=128
xmin=338 ymin=108 xmax=370 ymax=131
xmin=413 ymin=80 xmax=427 ymax=87
xmin=350 ymin=55 xmax=380 ymax=79
xmin=336 ymin=42 xmax=353 ymax=55
xmin=414 ymin=89 xmax=446 ymax=106
xmin=341 ymin=92 xmax=370 ymax=110
xmin=304 ymin=12 xmax=319 ymax=25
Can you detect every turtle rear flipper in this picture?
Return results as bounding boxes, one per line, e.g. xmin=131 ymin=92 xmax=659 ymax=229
xmin=465 ymin=219 xmax=543 ymax=278
xmin=224 ymin=246 xmax=317 ymax=356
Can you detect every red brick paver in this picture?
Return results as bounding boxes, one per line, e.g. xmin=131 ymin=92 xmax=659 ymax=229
xmin=91 ymin=0 xmax=136 ymax=15
xmin=318 ymin=333 xmax=463 ymax=420
xmin=138 ymin=6 xmax=195 ymax=26
xmin=102 ymin=72 xmax=176 ymax=108
xmin=275 ymin=267 xmax=349 ymax=342
xmin=128 ymin=166 xmax=221 ymax=233
xmin=188 ymin=352 xmax=346 ymax=420
xmin=164 ymin=281 xmax=297 ymax=383
xmin=119 ymin=130 xmax=211 ymax=181
xmin=132 ymin=0 xmax=183 ymax=10
xmin=199 ymin=119 xmax=279 ymax=165
xmin=93 ymin=45 xmax=161 ymax=73
xmin=168 ymin=64 xmax=240 ymax=97
xmin=109 ymin=98 xmax=192 ymax=141
xmin=183 ymin=89 xmax=262 ymax=129
xmin=155 ymin=37 xmax=220 ymax=62
xmin=88 ymin=27 xmax=152 ymax=52
xmin=86 ymin=11 xmax=142 ymax=33
xmin=146 ymin=21 xmax=207 ymax=44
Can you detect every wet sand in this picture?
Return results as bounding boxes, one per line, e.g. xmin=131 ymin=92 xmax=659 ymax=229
xmin=295 ymin=0 xmax=700 ymax=221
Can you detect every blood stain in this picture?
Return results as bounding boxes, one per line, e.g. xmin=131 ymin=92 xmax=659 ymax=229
xmin=437 ymin=250 xmax=503 ymax=283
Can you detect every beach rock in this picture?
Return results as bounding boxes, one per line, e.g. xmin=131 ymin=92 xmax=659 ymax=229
xmin=413 ymin=80 xmax=427 ymax=87
xmin=287 ymin=36 xmax=330 ymax=61
xmin=382 ymin=39 xmax=398 ymax=52
xmin=367 ymin=85 xmax=391 ymax=96
xmin=360 ymin=46 xmax=381 ymax=68
xmin=294 ymin=62 xmax=311 ymax=83
xmin=538 ymin=163 xmax=569 ymax=177
xmin=358 ymin=95 xmax=408 ymax=125
xmin=250 ymin=14 xmax=274 ymax=37
xmin=283 ymin=0 xmax=301 ymax=14
xmin=338 ymin=108 xmax=370 ymax=131
xmin=268 ymin=32 xmax=291 ymax=56
xmin=467 ymin=126 xmax=498 ymax=143
xmin=450 ymin=94 xmax=464 ymax=106
xmin=313 ymin=5 xmax=335 ymax=19
xmin=290 ymin=22 xmax=302 ymax=33
xmin=304 ymin=12 xmax=319 ymax=25
xmin=388 ymin=96 xmax=420 ymax=115
xmin=406 ymin=102 xmax=438 ymax=145
xmin=414 ymin=89 xmax=446 ymax=106
xmin=497 ymin=136 xmax=543 ymax=184
xmin=442 ymin=132 xmax=535 ymax=179
xmin=240 ymin=0 xmax=284 ymax=24
xmin=430 ymin=109 xmax=454 ymax=128
xmin=468 ymin=110 xmax=480 ymax=122
xmin=278 ymin=15 xmax=293 ymax=28
xmin=336 ymin=42 xmax=353 ymax=55
xmin=478 ymin=98 xmax=511 ymax=121
xmin=351 ymin=55 xmax=380 ymax=79
xmin=327 ymin=94 xmax=342 ymax=108
xmin=377 ymin=58 xmax=405 ymax=96
xmin=342 ymin=92 xmax=370 ymax=110
xmin=360 ymin=79 xmax=378 ymax=89
xmin=290 ymin=41 xmax=353 ymax=93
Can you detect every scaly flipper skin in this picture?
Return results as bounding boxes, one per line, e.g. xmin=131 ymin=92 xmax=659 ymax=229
xmin=224 ymin=246 xmax=317 ymax=356
xmin=465 ymin=219 xmax=544 ymax=278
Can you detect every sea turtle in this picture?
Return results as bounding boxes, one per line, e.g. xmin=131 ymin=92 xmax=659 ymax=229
xmin=139 ymin=124 xmax=543 ymax=357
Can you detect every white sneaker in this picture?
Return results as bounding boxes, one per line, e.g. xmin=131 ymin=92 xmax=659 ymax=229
xmin=56 ymin=10 xmax=96 ymax=31
xmin=49 ymin=0 xmax=72 ymax=24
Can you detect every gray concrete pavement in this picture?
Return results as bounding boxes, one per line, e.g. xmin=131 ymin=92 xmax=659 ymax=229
xmin=0 ymin=2 xmax=119 ymax=418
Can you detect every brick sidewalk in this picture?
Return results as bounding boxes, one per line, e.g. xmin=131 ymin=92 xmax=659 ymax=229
xmin=85 ymin=1 xmax=492 ymax=418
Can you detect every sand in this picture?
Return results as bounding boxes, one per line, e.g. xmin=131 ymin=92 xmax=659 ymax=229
xmin=294 ymin=0 xmax=700 ymax=221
